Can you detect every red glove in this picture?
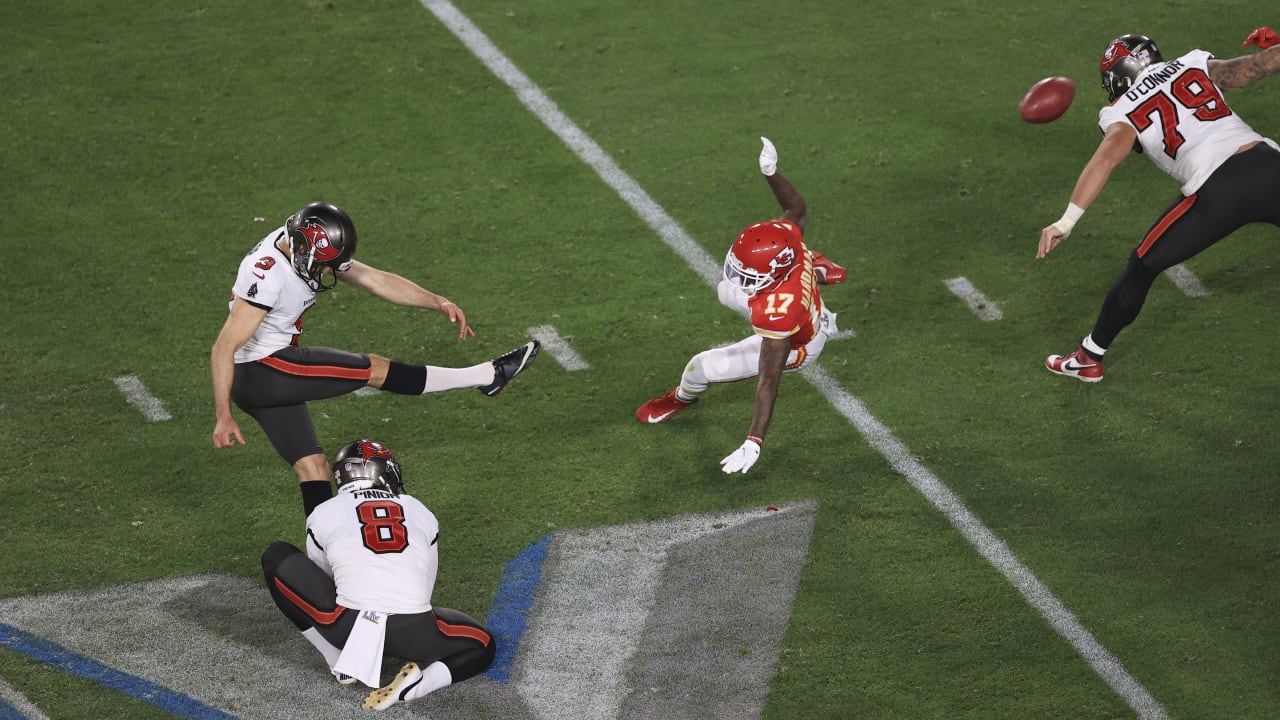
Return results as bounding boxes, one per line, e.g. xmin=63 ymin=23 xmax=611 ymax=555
xmin=810 ymin=252 xmax=847 ymax=285
xmin=1243 ymin=27 xmax=1279 ymax=49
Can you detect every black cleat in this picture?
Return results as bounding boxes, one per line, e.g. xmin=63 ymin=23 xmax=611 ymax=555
xmin=478 ymin=340 xmax=541 ymax=396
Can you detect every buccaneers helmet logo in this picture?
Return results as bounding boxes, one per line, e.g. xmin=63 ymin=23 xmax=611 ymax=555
xmin=1101 ymin=41 xmax=1133 ymax=71
xmin=357 ymin=440 xmax=394 ymax=461
xmin=299 ymin=223 xmax=341 ymax=262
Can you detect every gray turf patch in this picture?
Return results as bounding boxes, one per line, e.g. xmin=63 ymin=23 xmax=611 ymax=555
xmin=620 ymin=501 xmax=817 ymax=720
xmin=0 ymin=501 xmax=816 ymax=720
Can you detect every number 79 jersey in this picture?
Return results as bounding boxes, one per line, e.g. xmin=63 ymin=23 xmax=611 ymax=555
xmin=305 ymin=488 xmax=440 ymax=614
xmin=1099 ymin=49 xmax=1277 ymax=196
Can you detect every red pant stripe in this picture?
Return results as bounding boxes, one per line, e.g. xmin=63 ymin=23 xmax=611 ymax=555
xmin=273 ymin=577 xmax=347 ymax=625
xmin=1137 ymin=194 xmax=1197 ymax=258
xmin=435 ymin=615 xmax=492 ymax=646
xmin=258 ymin=356 xmax=371 ymax=381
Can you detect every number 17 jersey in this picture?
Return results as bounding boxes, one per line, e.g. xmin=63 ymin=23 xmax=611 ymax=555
xmin=1099 ymin=49 xmax=1278 ymax=195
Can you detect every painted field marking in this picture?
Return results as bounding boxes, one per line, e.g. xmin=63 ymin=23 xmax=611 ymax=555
xmin=511 ymin=502 xmax=811 ymax=719
xmin=0 ymin=675 xmax=49 ymax=720
xmin=528 ymin=325 xmax=590 ymax=371
xmin=944 ymin=276 xmax=1003 ymax=321
xmin=416 ymin=2 xmax=1168 ymax=717
xmin=112 ymin=375 xmax=172 ymax=421
xmin=0 ymin=623 xmax=236 ymax=720
xmin=0 ymin=502 xmax=812 ymax=720
xmin=1164 ymin=263 xmax=1211 ymax=298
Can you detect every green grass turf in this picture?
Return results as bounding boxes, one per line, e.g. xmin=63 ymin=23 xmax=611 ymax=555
xmin=2 ymin=0 xmax=1279 ymax=717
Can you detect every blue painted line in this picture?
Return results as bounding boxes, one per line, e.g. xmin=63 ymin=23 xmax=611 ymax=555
xmin=0 ymin=696 xmax=29 ymax=720
xmin=482 ymin=533 xmax=551 ymax=682
xmin=0 ymin=624 xmax=238 ymax=720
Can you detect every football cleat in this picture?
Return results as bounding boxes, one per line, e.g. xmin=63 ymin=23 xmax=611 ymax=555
xmin=810 ymin=252 xmax=847 ymax=284
xmin=333 ymin=671 xmax=358 ymax=686
xmin=362 ymin=662 xmax=423 ymax=710
xmin=478 ymin=340 xmax=541 ymax=396
xmin=1045 ymin=347 xmax=1104 ymax=383
xmin=635 ymin=388 xmax=696 ymax=424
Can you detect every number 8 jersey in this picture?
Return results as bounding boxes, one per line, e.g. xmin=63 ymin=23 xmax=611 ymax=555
xmin=1100 ymin=49 xmax=1279 ymax=196
xmin=306 ymin=486 xmax=441 ymax=614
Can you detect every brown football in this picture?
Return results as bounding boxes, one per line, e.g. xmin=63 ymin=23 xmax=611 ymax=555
xmin=1019 ymin=76 xmax=1075 ymax=124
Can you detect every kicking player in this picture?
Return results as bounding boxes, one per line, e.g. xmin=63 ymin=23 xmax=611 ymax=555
xmin=211 ymin=201 xmax=539 ymax=513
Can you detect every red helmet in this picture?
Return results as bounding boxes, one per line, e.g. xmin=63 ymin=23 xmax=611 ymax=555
xmin=723 ymin=221 xmax=801 ymax=295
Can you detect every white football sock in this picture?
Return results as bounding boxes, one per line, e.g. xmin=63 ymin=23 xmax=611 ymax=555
xmin=300 ymin=627 xmax=342 ymax=669
xmin=404 ymin=661 xmax=453 ymax=701
xmin=422 ymin=363 xmax=496 ymax=393
xmin=1081 ymin=334 xmax=1107 ymax=357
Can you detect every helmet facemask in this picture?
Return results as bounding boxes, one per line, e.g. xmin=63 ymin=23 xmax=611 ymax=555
xmin=723 ymin=249 xmax=778 ymax=296
xmin=723 ymin=222 xmax=801 ymax=296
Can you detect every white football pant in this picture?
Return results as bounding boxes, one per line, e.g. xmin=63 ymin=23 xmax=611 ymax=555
xmin=679 ymin=306 xmax=836 ymax=396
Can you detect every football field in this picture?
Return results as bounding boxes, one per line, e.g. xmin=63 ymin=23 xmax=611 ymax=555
xmin=2 ymin=1 xmax=1279 ymax=718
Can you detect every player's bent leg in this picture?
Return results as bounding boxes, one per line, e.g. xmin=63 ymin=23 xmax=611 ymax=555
xmin=430 ymin=607 xmax=497 ymax=681
xmin=292 ymin=453 xmax=329 ymax=483
xmin=688 ymin=336 xmax=763 ymax=389
xmin=262 ymin=542 xmax=329 ymax=630
xmin=637 ymin=337 xmax=766 ymax=424
xmin=367 ymin=608 xmax=495 ymax=710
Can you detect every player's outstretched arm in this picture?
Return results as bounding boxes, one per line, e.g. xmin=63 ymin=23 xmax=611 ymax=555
xmin=1211 ymin=32 xmax=1280 ymax=89
xmin=1037 ymin=123 xmax=1135 ymax=259
xmin=340 ymin=261 xmax=474 ymax=340
xmin=758 ymin=137 xmax=806 ymax=229
xmin=720 ymin=336 xmax=789 ymax=474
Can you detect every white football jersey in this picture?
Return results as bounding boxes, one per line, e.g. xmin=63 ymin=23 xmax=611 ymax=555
xmin=306 ymin=486 xmax=440 ymax=614
xmin=1099 ymin=49 xmax=1278 ymax=195
xmin=228 ymin=227 xmax=318 ymax=363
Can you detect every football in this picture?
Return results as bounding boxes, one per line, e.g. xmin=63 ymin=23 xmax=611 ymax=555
xmin=1019 ymin=76 xmax=1075 ymax=124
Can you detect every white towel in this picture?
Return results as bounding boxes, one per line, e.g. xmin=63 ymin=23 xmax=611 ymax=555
xmin=334 ymin=609 xmax=388 ymax=688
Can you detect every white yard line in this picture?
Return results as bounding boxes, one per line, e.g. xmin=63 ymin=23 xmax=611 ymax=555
xmin=112 ymin=375 xmax=172 ymax=422
xmin=528 ymin=325 xmax=590 ymax=371
xmin=417 ymin=1 xmax=1168 ymax=717
xmin=944 ymin=276 xmax=1003 ymax=320
xmin=1164 ymin=263 xmax=1211 ymax=298
xmin=0 ymin=675 xmax=51 ymax=720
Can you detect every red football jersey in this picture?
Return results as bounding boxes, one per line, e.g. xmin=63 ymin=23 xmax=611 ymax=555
xmin=745 ymin=220 xmax=822 ymax=348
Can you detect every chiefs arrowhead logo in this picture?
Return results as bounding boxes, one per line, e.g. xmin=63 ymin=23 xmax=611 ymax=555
xmin=769 ymin=246 xmax=796 ymax=273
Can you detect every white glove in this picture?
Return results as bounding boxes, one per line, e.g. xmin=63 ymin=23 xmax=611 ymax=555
xmin=720 ymin=438 xmax=762 ymax=474
xmin=758 ymin=136 xmax=777 ymax=177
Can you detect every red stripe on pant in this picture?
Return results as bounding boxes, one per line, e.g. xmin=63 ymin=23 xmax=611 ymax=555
xmin=1137 ymin=194 xmax=1197 ymax=258
xmin=258 ymin=356 xmax=371 ymax=381
xmin=273 ymin=577 xmax=348 ymax=625
xmin=435 ymin=614 xmax=492 ymax=646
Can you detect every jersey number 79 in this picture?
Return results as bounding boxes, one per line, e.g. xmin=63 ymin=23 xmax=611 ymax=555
xmin=1126 ymin=68 xmax=1232 ymax=159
